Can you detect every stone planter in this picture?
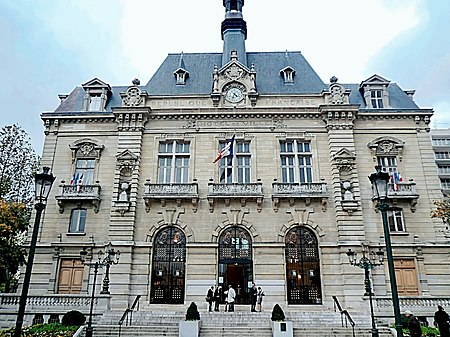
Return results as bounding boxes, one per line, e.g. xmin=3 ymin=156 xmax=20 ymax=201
xmin=271 ymin=321 xmax=293 ymax=337
xmin=179 ymin=320 xmax=201 ymax=337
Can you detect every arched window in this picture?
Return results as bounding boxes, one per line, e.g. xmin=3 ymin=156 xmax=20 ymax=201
xmin=218 ymin=226 xmax=253 ymax=304
xmin=285 ymin=226 xmax=322 ymax=304
xmin=150 ymin=227 xmax=186 ymax=304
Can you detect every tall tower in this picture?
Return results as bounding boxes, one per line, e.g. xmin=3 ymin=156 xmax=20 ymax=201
xmin=221 ymin=0 xmax=247 ymax=67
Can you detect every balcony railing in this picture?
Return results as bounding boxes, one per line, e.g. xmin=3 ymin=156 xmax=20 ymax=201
xmin=207 ymin=181 xmax=263 ymax=212
xmin=372 ymin=181 xmax=419 ymax=212
xmin=271 ymin=181 xmax=328 ymax=211
xmin=375 ymin=296 xmax=450 ymax=318
xmin=55 ymin=181 xmax=101 ymax=213
xmin=143 ymin=180 xmax=199 ymax=212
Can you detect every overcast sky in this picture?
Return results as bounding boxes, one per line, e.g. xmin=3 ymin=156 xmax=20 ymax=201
xmin=1 ymin=0 xmax=449 ymax=152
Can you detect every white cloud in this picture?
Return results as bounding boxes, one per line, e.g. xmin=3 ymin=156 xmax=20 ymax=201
xmin=119 ymin=0 xmax=421 ymax=84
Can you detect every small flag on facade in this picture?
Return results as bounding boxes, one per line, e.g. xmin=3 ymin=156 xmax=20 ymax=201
xmin=213 ymin=135 xmax=235 ymax=163
xmin=77 ymin=174 xmax=84 ymax=192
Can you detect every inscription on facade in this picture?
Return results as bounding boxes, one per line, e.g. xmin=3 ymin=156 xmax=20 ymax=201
xmin=264 ymin=98 xmax=318 ymax=106
xmin=184 ymin=119 xmax=286 ymax=129
xmin=150 ymin=100 xmax=209 ymax=108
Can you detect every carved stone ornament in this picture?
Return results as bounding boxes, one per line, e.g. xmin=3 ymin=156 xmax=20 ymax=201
xmin=367 ymin=136 xmax=404 ymax=159
xmin=328 ymin=83 xmax=347 ymax=105
xmin=332 ymin=148 xmax=356 ymax=172
xmin=224 ymin=64 xmax=245 ymax=81
xmin=122 ymin=86 xmax=143 ymax=107
xmin=70 ymin=139 xmax=104 ymax=162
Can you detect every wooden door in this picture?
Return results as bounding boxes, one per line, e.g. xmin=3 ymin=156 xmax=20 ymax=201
xmin=394 ymin=259 xmax=419 ymax=295
xmin=58 ymin=259 xmax=84 ymax=294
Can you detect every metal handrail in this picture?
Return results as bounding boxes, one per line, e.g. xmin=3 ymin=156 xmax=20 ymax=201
xmin=332 ymin=296 xmax=355 ymax=337
xmin=118 ymin=295 xmax=141 ymax=337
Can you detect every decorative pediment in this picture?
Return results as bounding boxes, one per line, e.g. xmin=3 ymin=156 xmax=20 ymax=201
xmin=332 ymin=148 xmax=356 ymax=171
xmin=82 ymin=78 xmax=111 ymax=91
xmin=367 ymin=136 xmax=404 ymax=158
xmin=359 ymin=74 xmax=390 ymax=88
xmin=116 ymin=150 xmax=138 ymax=175
xmin=69 ymin=139 xmax=104 ymax=162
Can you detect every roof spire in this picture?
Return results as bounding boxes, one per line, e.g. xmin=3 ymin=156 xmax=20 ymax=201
xmin=221 ymin=0 xmax=247 ymax=67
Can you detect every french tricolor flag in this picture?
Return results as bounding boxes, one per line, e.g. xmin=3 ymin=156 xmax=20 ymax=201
xmin=213 ymin=135 xmax=235 ymax=163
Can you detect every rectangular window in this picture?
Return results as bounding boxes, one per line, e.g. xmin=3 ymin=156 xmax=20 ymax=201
xmin=280 ymin=140 xmax=312 ymax=183
xmin=438 ymin=165 xmax=450 ymax=174
xmin=157 ymin=141 xmax=190 ymax=183
xmin=441 ymin=179 xmax=450 ymax=189
xmin=432 ymin=138 xmax=450 ymax=146
xmin=370 ymin=90 xmax=384 ymax=109
xmin=75 ymin=159 xmax=95 ymax=185
xmin=387 ymin=208 xmax=405 ymax=232
xmin=219 ymin=140 xmax=251 ymax=183
xmin=435 ymin=152 xmax=450 ymax=159
xmin=69 ymin=209 xmax=86 ymax=233
xmin=89 ymin=95 xmax=102 ymax=111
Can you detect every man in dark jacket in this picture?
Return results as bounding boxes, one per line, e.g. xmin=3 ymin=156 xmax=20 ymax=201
xmin=434 ymin=305 xmax=450 ymax=337
xmin=250 ymin=283 xmax=257 ymax=312
xmin=405 ymin=310 xmax=422 ymax=337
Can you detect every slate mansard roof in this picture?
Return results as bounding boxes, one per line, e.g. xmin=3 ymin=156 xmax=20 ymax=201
xmin=53 ymin=51 xmax=419 ymax=113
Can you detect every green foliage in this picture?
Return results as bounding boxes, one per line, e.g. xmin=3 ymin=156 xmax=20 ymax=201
xmin=185 ymin=302 xmax=200 ymax=321
xmin=0 ymin=124 xmax=38 ymax=293
xmin=0 ymin=124 xmax=39 ymax=206
xmin=61 ymin=311 xmax=85 ymax=326
xmin=421 ymin=325 xmax=439 ymax=336
xmin=0 ymin=323 xmax=78 ymax=337
xmin=271 ymin=303 xmax=286 ymax=321
xmin=0 ymin=200 xmax=29 ymax=292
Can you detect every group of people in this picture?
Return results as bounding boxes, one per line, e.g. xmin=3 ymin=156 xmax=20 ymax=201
xmin=404 ymin=305 xmax=449 ymax=337
xmin=206 ymin=283 xmax=265 ymax=313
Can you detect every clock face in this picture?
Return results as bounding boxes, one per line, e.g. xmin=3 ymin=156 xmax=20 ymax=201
xmin=225 ymin=87 xmax=244 ymax=103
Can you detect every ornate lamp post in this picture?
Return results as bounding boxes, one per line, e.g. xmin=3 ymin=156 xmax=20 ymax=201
xmin=80 ymin=244 xmax=120 ymax=337
xmin=99 ymin=243 xmax=121 ymax=294
xmin=369 ymin=165 xmax=403 ymax=337
xmin=14 ymin=167 xmax=56 ymax=337
xmin=347 ymin=246 xmax=384 ymax=337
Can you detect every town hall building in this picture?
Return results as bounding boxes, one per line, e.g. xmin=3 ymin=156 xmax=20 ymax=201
xmin=3 ymin=0 xmax=449 ymax=333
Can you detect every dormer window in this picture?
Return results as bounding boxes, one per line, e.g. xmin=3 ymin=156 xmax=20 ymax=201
xmin=81 ymin=78 xmax=111 ymax=112
xmin=89 ymin=95 xmax=103 ymax=111
xmin=173 ymin=68 xmax=189 ymax=85
xmin=280 ymin=67 xmax=295 ymax=84
xmin=360 ymin=74 xmax=391 ymax=109
xmin=371 ymin=90 xmax=384 ymax=109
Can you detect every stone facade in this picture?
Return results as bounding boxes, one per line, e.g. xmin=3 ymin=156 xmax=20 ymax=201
xmin=5 ymin=0 xmax=450 ymax=329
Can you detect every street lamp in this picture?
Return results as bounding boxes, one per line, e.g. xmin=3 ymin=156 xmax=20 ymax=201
xmin=369 ymin=165 xmax=404 ymax=337
xmin=99 ymin=243 xmax=121 ymax=294
xmin=80 ymin=244 xmax=120 ymax=337
xmin=14 ymin=167 xmax=55 ymax=337
xmin=347 ymin=246 xmax=384 ymax=337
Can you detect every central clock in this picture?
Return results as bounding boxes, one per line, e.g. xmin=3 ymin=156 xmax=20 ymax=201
xmin=225 ymin=87 xmax=244 ymax=103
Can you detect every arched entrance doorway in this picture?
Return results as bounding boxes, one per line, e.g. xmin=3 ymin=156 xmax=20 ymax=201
xmin=150 ymin=226 xmax=186 ymax=304
xmin=285 ymin=226 xmax=322 ymax=304
xmin=218 ymin=226 xmax=253 ymax=304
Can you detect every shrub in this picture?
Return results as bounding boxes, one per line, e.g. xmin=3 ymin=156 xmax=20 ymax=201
xmin=0 ymin=323 xmax=78 ymax=337
xmin=185 ymin=302 xmax=200 ymax=321
xmin=61 ymin=310 xmax=86 ymax=326
xmin=271 ymin=303 xmax=285 ymax=321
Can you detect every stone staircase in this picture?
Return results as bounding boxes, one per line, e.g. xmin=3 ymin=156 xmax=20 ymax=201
xmin=89 ymin=307 xmax=394 ymax=337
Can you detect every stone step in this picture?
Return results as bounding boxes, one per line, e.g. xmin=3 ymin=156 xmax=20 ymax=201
xmin=199 ymin=326 xmax=272 ymax=337
xmin=92 ymin=325 xmax=178 ymax=337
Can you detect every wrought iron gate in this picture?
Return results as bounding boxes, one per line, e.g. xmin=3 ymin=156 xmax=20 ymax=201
xmin=150 ymin=227 xmax=186 ymax=304
xmin=285 ymin=226 xmax=322 ymax=304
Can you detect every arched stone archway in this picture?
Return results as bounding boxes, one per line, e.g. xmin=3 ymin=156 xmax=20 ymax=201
xmin=217 ymin=226 xmax=253 ymax=304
